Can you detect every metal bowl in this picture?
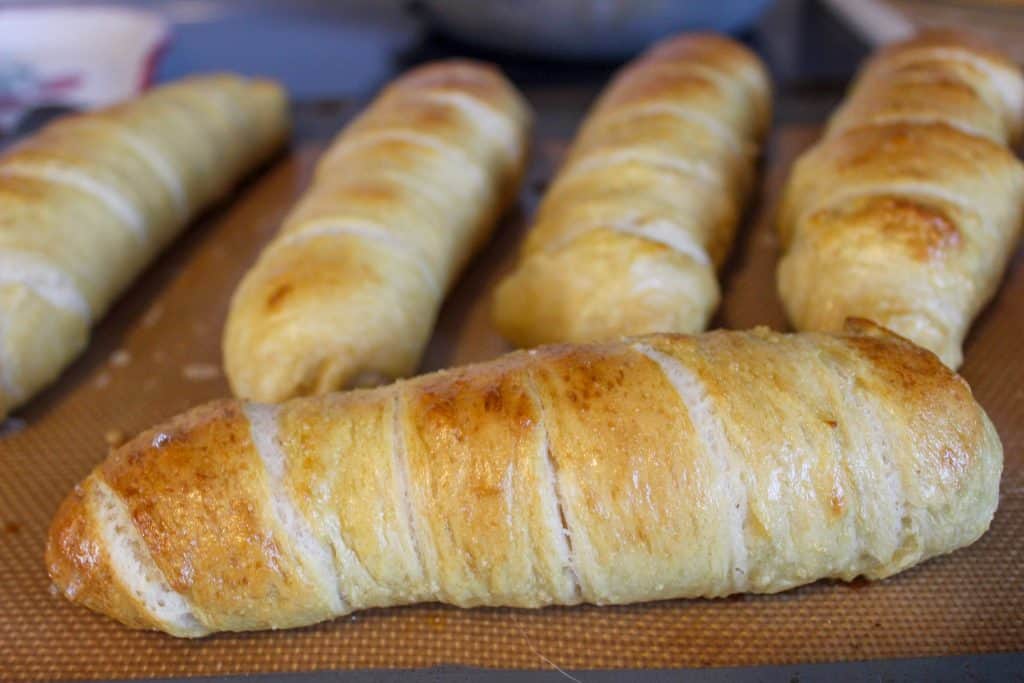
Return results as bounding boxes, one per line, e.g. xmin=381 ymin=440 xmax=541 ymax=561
xmin=417 ymin=0 xmax=773 ymax=60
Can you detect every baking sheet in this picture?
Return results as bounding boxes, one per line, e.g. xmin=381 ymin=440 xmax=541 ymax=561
xmin=1 ymin=88 xmax=1022 ymax=681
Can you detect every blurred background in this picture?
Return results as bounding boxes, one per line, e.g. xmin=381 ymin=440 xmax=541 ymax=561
xmin=2 ymin=0 xmax=1023 ymax=137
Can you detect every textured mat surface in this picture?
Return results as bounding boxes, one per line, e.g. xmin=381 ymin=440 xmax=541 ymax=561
xmin=1 ymin=93 xmax=1022 ymax=681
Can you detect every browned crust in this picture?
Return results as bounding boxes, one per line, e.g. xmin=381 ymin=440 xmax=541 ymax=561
xmin=224 ymin=59 xmax=530 ymax=402
xmin=802 ymin=195 xmax=963 ymax=263
xmin=45 ymin=475 xmax=157 ymax=631
xmin=47 ymin=325 xmax=999 ymax=634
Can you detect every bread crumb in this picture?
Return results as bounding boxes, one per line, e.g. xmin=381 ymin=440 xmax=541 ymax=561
xmin=104 ymin=429 xmax=126 ymax=448
xmin=109 ymin=349 xmax=131 ymax=368
xmin=142 ymin=303 xmax=163 ymax=328
xmin=183 ymin=363 xmax=221 ymax=381
xmin=94 ymin=371 xmax=111 ymax=389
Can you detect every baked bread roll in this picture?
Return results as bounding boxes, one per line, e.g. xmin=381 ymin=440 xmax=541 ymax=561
xmin=492 ymin=33 xmax=771 ymax=348
xmin=47 ymin=321 xmax=1001 ymax=637
xmin=0 ymin=75 xmax=289 ymax=419
xmin=778 ymin=31 xmax=1024 ymax=368
xmin=223 ymin=60 xmax=530 ymax=403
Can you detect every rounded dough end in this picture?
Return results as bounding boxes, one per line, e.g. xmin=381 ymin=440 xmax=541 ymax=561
xmin=493 ymin=230 xmax=718 ymax=348
xmin=224 ymin=235 xmax=436 ymax=402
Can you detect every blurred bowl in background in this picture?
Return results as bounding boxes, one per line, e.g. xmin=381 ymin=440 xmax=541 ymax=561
xmin=417 ymin=0 xmax=773 ymax=60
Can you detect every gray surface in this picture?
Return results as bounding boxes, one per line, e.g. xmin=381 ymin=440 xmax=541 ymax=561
xmin=1 ymin=0 xmax=860 ymax=117
xmin=153 ymin=0 xmax=420 ymax=98
xmin=103 ymin=653 xmax=1024 ymax=682
xmin=145 ymin=0 xmax=866 ymax=94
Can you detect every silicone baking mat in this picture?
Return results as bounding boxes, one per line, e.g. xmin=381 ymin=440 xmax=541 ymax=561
xmin=1 ymin=88 xmax=1022 ymax=681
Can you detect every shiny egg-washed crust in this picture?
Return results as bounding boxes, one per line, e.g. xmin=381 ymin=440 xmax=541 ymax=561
xmin=778 ymin=30 xmax=1024 ymax=368
xmin=223 ymin=60 xmax=531 ymax=403
xmin=828 ymin=29 xmax=1024 ymax=145
xmin=47 ymin=322 xmax=1002 ymax=636
xmin=0 ymin=75 xmax=289 ymax=418
xmin=492 ymin=33 xmax=771 ymax=348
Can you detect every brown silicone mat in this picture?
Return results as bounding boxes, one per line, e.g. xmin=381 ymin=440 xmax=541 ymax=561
xmin=1 ymin=88 xmax=1023 ymax=681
